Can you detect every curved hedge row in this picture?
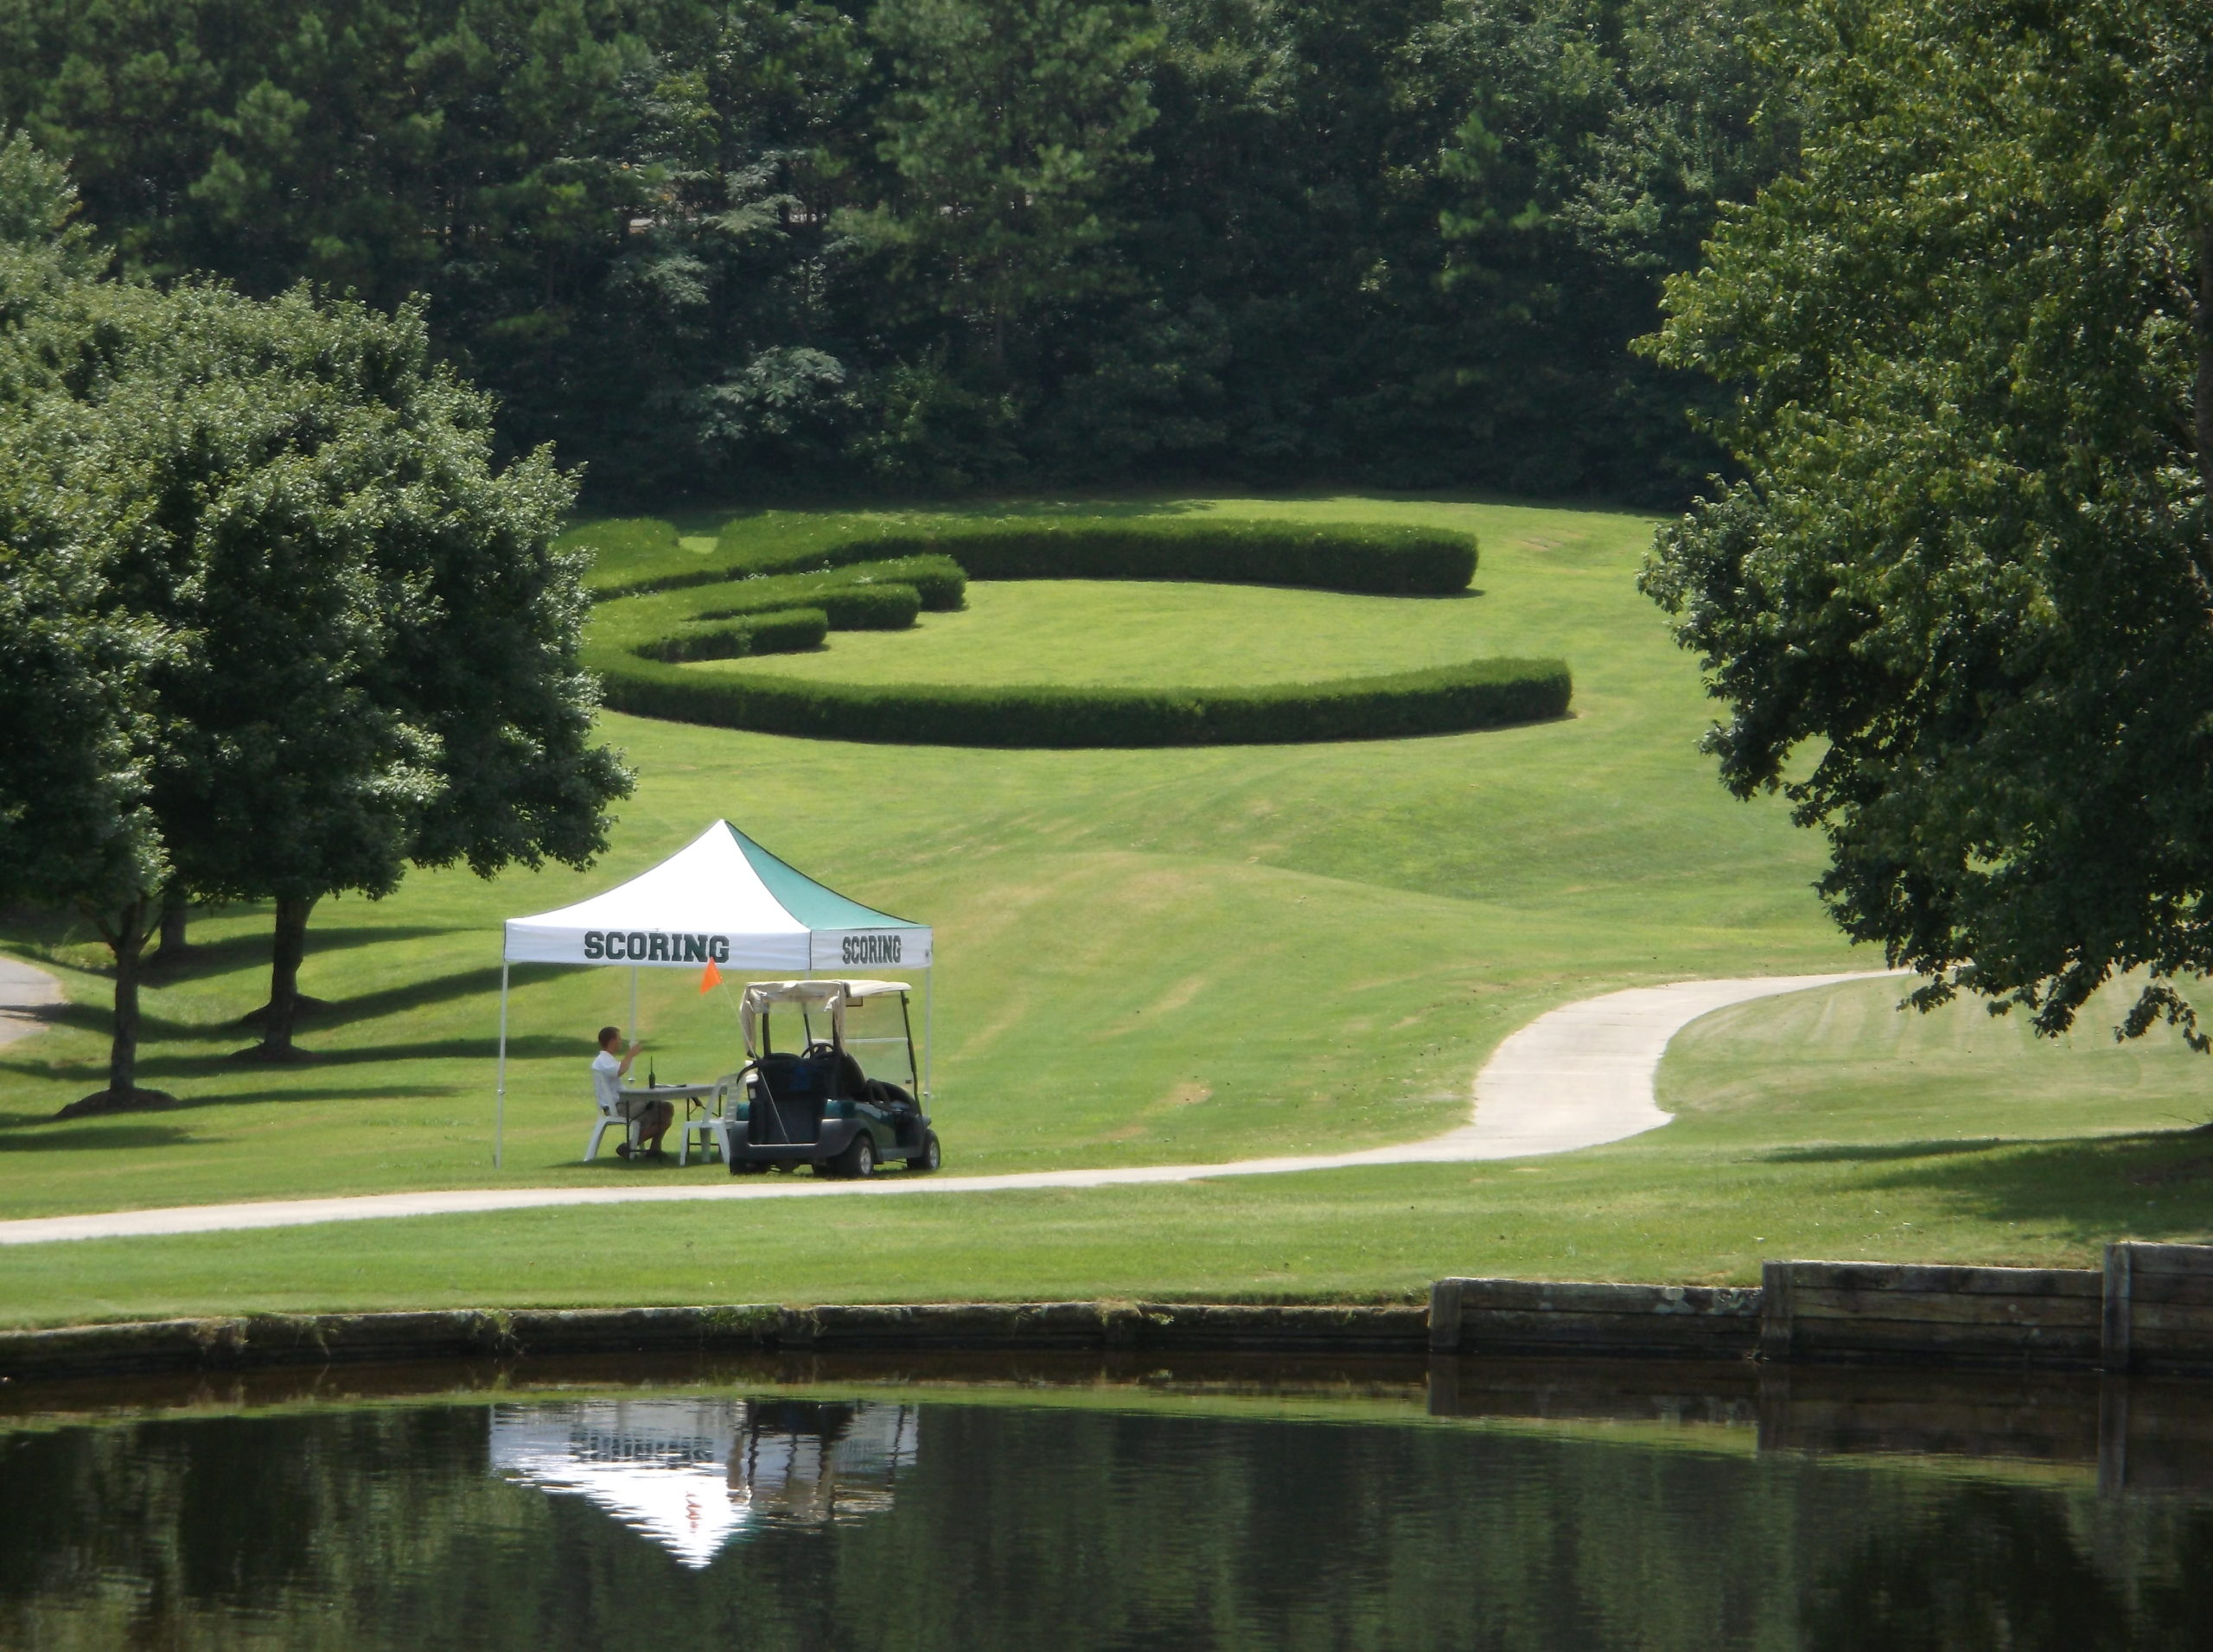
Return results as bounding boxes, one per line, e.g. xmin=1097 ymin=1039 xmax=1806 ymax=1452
xmin=581 ymin=513 xmax=1567 ymax=746
xmin=598 ymin=656 xmax=1572 ymax=749
xmin=713 ymin=514 xmax=1477 ymax=596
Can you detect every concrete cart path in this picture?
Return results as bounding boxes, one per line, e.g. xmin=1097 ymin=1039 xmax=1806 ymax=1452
xmin=0 ymin=955 xmax=62 ymax=1053
xmin=0 ymin=970 xmax=1889 ymax=1246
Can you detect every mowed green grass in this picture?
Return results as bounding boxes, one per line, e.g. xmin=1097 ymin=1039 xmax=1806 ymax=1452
xmin=3 ymin=491 xmax=2210 ymax=1327
xmin=689 ymin=578 xmax=1507 ymax=686
xmin=8 ymin=973 xmax=2213 ymax=1328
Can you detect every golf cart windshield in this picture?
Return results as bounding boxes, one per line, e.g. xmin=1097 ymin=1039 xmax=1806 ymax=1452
xmin=741 ymin=979 xmax=918 ymax=1092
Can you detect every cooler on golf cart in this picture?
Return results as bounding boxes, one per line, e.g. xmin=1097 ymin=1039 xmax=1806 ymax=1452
xmin=723 ymin=979 xmax=940 ymax=1178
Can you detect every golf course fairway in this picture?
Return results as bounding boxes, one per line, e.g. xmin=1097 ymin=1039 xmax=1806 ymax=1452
xmin=3 ymin=493 xmax=2210 ymax=1327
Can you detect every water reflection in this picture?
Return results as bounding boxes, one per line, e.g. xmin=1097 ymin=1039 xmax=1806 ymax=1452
xmin=490 ymin=1398 xmax=917 ymax=1565
xmin=2 ymin=1357 xmax=2212 ymax=1649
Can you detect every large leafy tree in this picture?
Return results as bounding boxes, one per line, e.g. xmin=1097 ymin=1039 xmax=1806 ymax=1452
xmin=0 ymin=132 xmax=632 ymax=1088
xmin=0 ymin=137 xmax=178 ymax=1107
xmin=1642 ymin=0 xmax=2213 ymax=1042
xmin=0 ymin=416 xmax=177 ymax=1108
xmin=86 ymin=283 xmax=634 ymax=1062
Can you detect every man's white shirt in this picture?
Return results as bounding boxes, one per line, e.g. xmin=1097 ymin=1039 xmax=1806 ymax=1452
xmin=592 ymin=1049 xmax=624 ymax=1111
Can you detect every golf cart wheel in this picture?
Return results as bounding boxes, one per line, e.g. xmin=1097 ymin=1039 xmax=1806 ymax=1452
xmin=832 ymin=1133 xmax=877 ymax=1179
xmin=729 ymin=1158 xmax=768 ymax=1176
xmin=907 ymin=1132 xmax=941 ymax=1173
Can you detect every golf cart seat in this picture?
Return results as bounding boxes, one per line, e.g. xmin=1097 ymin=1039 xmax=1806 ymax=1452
xmin=804 ymin=1042 xmax=871 ymax=1100
xmin=864 ymin=1077 xmax=917 ymax=1112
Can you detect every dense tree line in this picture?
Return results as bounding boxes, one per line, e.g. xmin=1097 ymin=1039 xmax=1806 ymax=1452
xmin=0 ymin=0 xmax=1792 ymax=503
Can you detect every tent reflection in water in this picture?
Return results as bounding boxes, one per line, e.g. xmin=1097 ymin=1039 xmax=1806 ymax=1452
xmin=493 ymin=820 xmax=933 ymax=1165
xmin=489 ymin=1398 xmax=921 ymax=1567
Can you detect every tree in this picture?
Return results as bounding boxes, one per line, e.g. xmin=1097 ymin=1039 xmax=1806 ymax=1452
xmin=853 ymin=0 xmax=1158 ymax=422
xmin=1640 ymin=0 xmax=2213 ymax=1043
xmin=0 ymin=132 xmax=631 ymax=1085
xmin=0 ymin=418 xmax=179 ymax=1111
xmin=0 ymin=137 xmax=178 ymax=1108
xmin=98 ymin=283 xmax=450 ymax=1062
xmin=81 ymin=283 xmax=634 ymax=1062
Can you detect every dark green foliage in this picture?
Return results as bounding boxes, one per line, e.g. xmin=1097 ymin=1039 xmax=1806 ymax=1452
xmin=0 ymin=0 xmax=1792 ymax=502
xmin=0 ymin=131 xmax=629 ymax=1083
xmin=600 ymin=654 xmax=1570 ymax=747
xmin=1640 ymin=0 xmax=2213 ymax=1043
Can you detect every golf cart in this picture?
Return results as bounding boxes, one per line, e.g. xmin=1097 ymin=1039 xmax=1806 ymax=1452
xmin=723 ymin=979 xmax=940 ymax=1177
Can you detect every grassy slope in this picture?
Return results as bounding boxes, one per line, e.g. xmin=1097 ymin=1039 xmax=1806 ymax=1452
xmin=2 ymin=493 xmax=2209 ymax=1325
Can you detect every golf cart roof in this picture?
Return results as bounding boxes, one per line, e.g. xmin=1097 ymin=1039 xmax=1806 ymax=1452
xmin=745 ymin=979 xmax=910 ymax=1004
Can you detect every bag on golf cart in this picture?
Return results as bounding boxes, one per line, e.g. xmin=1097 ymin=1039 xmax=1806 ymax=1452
xmin=748 ymin=1050 xmax=840 ymax=1143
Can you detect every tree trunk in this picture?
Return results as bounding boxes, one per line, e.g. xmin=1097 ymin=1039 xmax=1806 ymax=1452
xmin=249 ymin=895 xmax=319 ymax=1060
xmin=57 ymin=897 xmax=175 ymax=1116
xmin=152 ymin=888 xmax=189 ymax=964
xmin=107 ymin=898 xmax=150 ymax=1094
xmin=2198 ymin=221 xmax=2213 ymax=504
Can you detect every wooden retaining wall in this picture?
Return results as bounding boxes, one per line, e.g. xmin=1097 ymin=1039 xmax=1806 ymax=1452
xmin=0 ymin=1300 xmax=1428 ymax=1382
xmin=2101 ymin=1241 xmax=2213 ymax=1376
xmin=1427 ymin=1245 xmax=2213 ymax=1375
xmin=4 ymin=1242 xmax=2210 ymax=1384
xmin=1426 ymin=1278 xmax=1761 ymax=1361
xmin=1757 ymin=1260 xmax=2105 ymax=1370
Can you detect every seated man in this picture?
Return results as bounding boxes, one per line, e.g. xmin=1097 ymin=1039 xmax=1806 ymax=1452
xmin=593 ymin=1025 xmax=672 ymax=1160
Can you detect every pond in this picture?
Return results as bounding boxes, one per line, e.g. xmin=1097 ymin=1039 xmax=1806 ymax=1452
xmin=3 ymin=1353 xmax=2210 ymax=1650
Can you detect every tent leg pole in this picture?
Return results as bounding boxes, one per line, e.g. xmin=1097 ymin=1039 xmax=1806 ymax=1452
xmin=629 ymin=966 xmax=639 ymax=1045
xmin=494 ymin=963 xmax=510 ymax=1170
xmin=923 ymin=966 xmax=934 ymax=1100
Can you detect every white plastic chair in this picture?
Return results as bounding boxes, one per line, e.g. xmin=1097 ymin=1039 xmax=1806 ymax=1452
xmin=584 ymin=1091 xmax=644 ymax=1163
xmin=679 ymin=1075 xmax=740 ymax=1167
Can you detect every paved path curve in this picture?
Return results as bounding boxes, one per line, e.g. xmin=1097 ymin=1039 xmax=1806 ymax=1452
xmin=0 ymin=970 xmax=1887 ymax=1246
xmin=0 ymin=954 xmax=62 ymax=1054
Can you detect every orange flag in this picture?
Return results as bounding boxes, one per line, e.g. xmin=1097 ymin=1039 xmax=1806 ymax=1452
xmin=699 ymin=957 xmax=724 ymax=993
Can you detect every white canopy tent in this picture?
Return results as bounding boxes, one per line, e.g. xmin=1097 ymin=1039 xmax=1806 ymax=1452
xmin=494 ymin=820 xmax=932 ymax=1165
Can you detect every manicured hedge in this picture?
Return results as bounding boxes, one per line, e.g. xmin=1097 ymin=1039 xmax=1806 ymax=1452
xmin=635 ymin=608 xmax=828 ymax=663
xmin=814 ymin=583 xmax=922 ymax=631
xmin=598 ymin=656 xmax=1571 ymax=748
xmin=716 ymin=516 xmax=1477 ymax=596
xmin=600 ymin=557 xmax=960 ymax=667
xmin=582 ymin=513 xmax=1534 ymax=748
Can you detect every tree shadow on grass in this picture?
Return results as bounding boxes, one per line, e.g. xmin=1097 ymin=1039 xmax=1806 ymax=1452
xmin=135 ymin=923 xmax=469 ymax=978
xmin=1767 ymin=1139 xmax=2018 ymax=1165
xmin=303 ymin=966 xmax=512 ymax=1029
xmin=0 ymin=1084 xmax=460 ymax=1143
xmin=3 ymin=917 xmax=463 ymax=971
xmin=129 ymin=1034 xmax=576 ymax=1081
xmin=1762 ymin=1131 xmax=2213 ymax=1245
xmin=0 ymin=1123 xmax=204 ymax=1151
xmin=11 ymin=962 xmax=507 ymax=1050
xmin=29 ymin=1001 xmax=240 ymax=1046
